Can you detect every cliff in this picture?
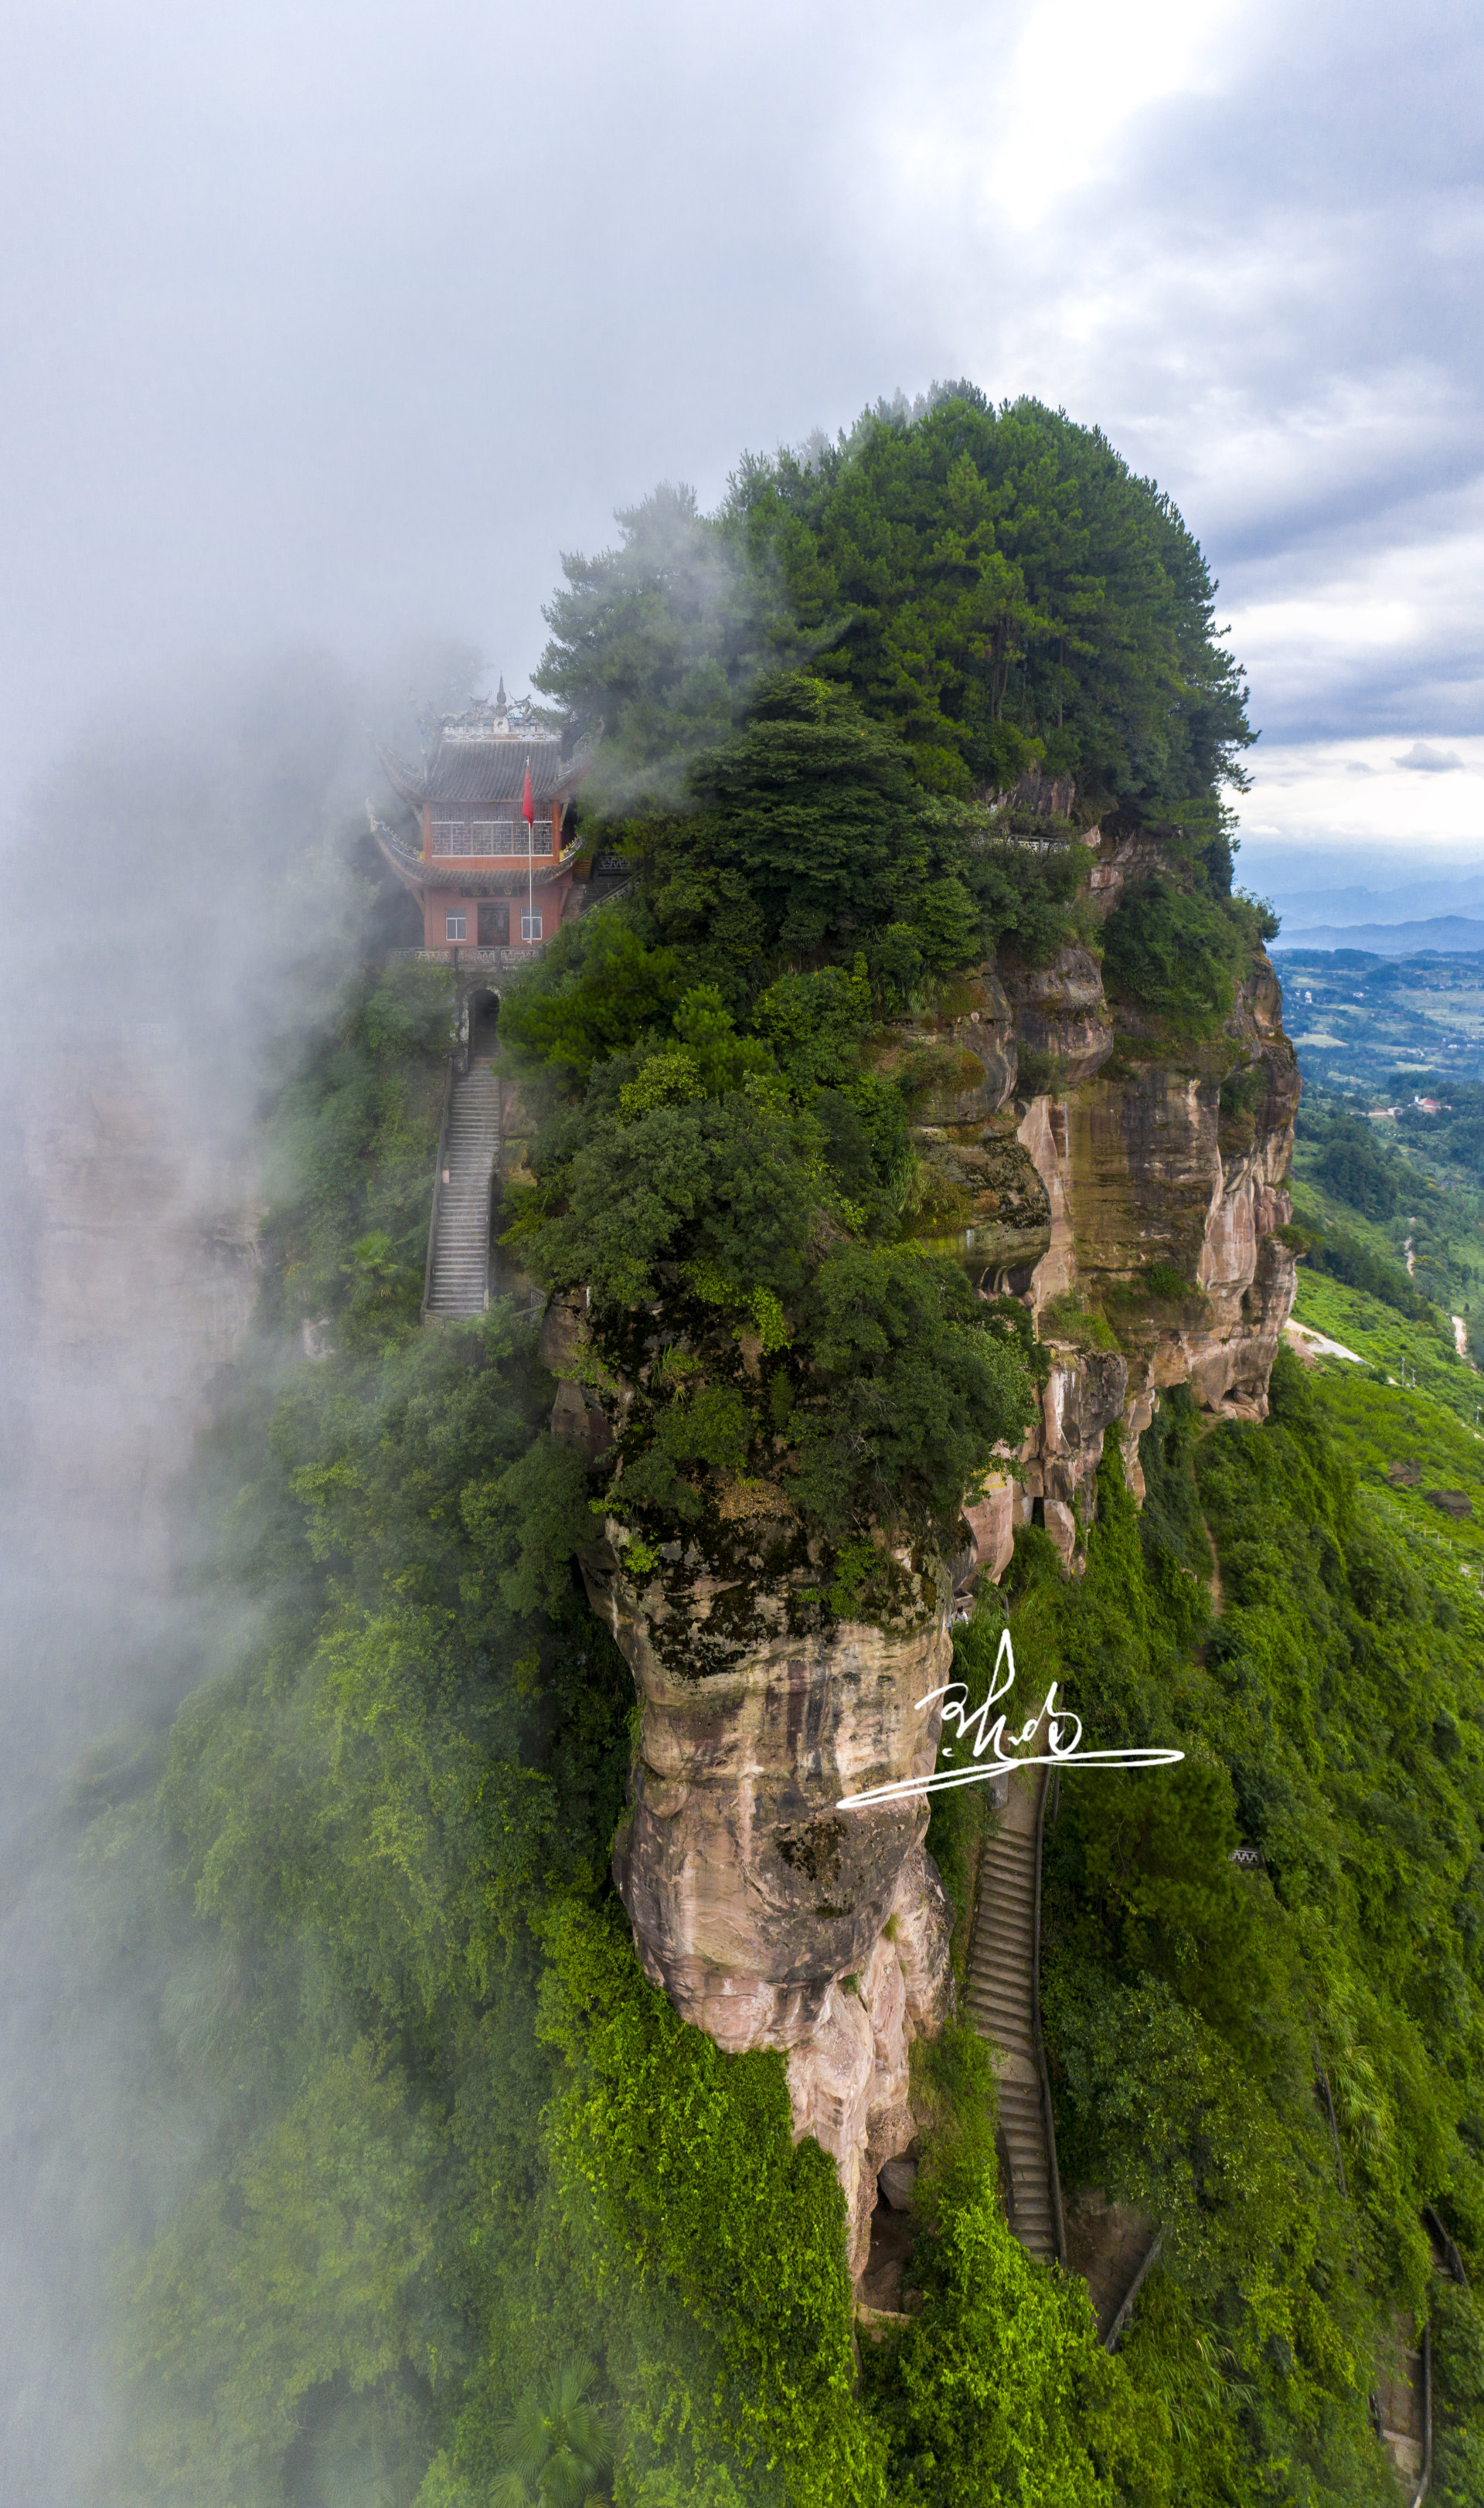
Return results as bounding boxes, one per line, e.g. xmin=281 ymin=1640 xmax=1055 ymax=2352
xmin=9 ymin=1031 xmax=263 ymax=1587
xmin=539 ymin=834 xmax=1299 ymax=2277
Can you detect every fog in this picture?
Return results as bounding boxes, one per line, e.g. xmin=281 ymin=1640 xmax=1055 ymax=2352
xmin=0 ymin=652 xmax=458 ymax=2498
xmin=0 ymin=0 xmax=1479 ymax=2489
xmin=2 ymin=0 xmax=1481 ymax=835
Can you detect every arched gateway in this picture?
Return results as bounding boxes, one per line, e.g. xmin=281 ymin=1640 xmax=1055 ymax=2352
xmin=468 ymin=986 xmax=500 ymax=1060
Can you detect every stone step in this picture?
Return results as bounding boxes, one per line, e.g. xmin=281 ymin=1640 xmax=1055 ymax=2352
xmin=967 ymin=1980 xmax=1032 ymax=2016
xmin=971 ymin=1979 xmax=1033 ymax=2007
xmin=966 ymin=1774 xmax=1060 ymax=2269
xmin=424 ymin=1060 xmax=504 ymax=1320
xmin=969 ymin=2012 xmax=1034 ymax=2046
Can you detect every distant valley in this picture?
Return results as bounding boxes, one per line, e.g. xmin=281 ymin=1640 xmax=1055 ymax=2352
xmin=1273 ymin=944 xmax=1484 ymax=1094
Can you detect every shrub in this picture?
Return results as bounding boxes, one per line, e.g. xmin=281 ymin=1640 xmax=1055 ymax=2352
xmin=1101 ymin=877 xmax=1251 ymax=1035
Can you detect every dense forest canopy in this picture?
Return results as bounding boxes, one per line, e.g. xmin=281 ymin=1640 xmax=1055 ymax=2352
xmin=70 ymin=391 xmax=1484 ymax=2508
xmin=536 ymin=386 xmax=1254 ymax=856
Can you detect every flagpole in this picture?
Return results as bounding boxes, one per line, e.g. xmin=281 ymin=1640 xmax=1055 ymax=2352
xmin=522 ymin=757 xmax=535 ymax=944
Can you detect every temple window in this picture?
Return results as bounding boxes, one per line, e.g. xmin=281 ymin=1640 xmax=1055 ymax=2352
xmin=432 ymin=821 xmax=474 ymax=856
xmin=445 ymin=910 xmax=467 ymax=941
xmin=521 ymin=910 xmax=543 ymax=941
xmin=533 ymin=819 xmax=553 ymax=855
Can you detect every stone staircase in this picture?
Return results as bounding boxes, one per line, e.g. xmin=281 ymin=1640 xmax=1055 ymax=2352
xmin=424 ymin=1059 xmax=501 ymax=1320
xmin=963 ymin=1765 xmax=1062 ymax=2265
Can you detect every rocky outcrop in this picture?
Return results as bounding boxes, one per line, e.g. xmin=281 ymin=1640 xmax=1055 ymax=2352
xmin=543 ymin=883 xmax=1300 ymax=2272
xmin=785 ymin=1845 xmax=954 ymax=2271
xmin=1004 ymin=945 xmax=1300 ymax=1547
xmin=912 ymin=1125 xmax=1052 ymax=1278
xmin=999 ymin=944 xmax=1115 ymax=1088
xmin=594 ymin=1519 xmax=950 ymax=2056
xmin=541 ymin=1286 xmax=962 ymax=2278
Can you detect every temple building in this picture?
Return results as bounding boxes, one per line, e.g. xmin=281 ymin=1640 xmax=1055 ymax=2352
xmin=373 ymin=683 xmax=591 ymax=960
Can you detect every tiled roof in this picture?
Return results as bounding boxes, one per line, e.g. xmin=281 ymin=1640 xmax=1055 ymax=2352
xmin=380 ymin=737 xmax=590 ymax=808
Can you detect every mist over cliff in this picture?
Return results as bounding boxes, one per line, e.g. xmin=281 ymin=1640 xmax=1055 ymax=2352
xmin=0 ymin=646 xmax=462 ymax=2497
xmin=7 ymin=393 xmax=1484 ymax=2508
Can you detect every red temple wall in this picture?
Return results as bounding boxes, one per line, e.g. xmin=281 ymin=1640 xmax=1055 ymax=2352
xmin=419 ymin=873 xmax=575 ymax=951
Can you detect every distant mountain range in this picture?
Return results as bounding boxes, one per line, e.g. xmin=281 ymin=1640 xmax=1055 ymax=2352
xmin=1237 ymin=850 xmax=1484 ymax=941
xmin=1276 ymin=915 xmax=1484 ymax=958
xmin=1265 ymin=874 xmax=1484 ymax=927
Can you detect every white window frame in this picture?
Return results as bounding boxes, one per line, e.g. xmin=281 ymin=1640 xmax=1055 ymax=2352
xmin=520 ymin=910 xmax=543 ymax=942
xmin=445 ymin=910 xmax=467 ymax=942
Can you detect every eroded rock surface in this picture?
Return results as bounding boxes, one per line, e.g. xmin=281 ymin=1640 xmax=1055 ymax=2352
xmin=785 ymin=1846 xmax=954 ymax=2273
xmin=1005 ymin=948 xmax=1300 ymax=1547
xmin=1000 ymin=944 xmax=1115 ymax=1087
xmin=595 ymin=1523 xmax=949 ymax=2055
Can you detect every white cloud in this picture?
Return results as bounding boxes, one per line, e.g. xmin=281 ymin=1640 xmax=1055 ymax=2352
xmin=1395 ymin=741 xmax=1465 ymax=771
xmin=1232 ymin=735 xmax=1484 ymax=862
xmin=0 ymin=0 xmax=1481 ymax=822
xmin=1220 ymin=476 xmax=1484 ymax=740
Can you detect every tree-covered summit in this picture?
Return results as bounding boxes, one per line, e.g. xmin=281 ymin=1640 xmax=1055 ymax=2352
xmin=535 ymin=386 xmax=1254 ymax=848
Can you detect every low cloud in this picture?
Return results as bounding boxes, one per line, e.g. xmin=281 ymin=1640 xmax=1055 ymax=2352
xmin=1394 ymin=740 xmax=1466 ymax=771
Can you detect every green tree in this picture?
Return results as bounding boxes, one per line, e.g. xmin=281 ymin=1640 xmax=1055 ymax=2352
xmin=493 ymin=2360 xmax=614 ymax=2507
xmin=786 ymin=1244 xmax=1037 ymax=1534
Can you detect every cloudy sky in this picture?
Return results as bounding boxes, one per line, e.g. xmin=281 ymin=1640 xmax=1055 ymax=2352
xmin=2 ymin=0 xmax=1479 ymax=880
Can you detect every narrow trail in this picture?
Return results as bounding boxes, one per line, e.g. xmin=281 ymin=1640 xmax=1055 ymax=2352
xmin=962 ymin=1766 xmax=1060 ymax=2265
xmin=424 ymin=1056 xmax=502 ymax=1319
xmin=1205 ymin=1518 xmax=1224 ymax=1614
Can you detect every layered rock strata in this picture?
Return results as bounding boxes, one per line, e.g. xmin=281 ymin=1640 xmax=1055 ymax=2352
xmin=889 ymin=887 xmax=1299 ymax=1571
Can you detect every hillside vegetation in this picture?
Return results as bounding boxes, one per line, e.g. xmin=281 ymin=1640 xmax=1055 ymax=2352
xmin=76 ymin=390 xmax=1484 ymax=2506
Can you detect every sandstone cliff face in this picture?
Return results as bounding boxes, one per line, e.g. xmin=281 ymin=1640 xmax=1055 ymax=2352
xmin=541 ymin=1286 xmax=959 ymax=2275
xmin=546 ymin=863 xmax=1299 ymax=2271
xmin=1008 ymin=937 xmax=1300 ymax=1553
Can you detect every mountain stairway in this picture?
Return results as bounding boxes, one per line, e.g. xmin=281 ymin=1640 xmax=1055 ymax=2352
xmin=962 ymin=1764 xmax=1063 ymax=2267
xmin=424 ymin=1059 xmax=501 ymax=1319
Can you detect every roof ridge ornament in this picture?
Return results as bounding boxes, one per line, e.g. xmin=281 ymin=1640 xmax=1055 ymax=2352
xmin=434 ymin=684 xmax=556 ymax=744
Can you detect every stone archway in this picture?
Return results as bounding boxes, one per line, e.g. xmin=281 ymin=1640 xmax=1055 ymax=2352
xmin=468 ymin=986 xmax=500 ymax=1060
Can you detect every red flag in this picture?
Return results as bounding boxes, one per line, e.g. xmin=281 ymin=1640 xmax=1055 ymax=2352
xmin=521 ymin=765 xmax=535 ymax=826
